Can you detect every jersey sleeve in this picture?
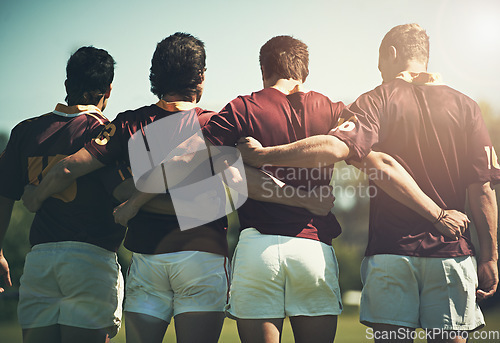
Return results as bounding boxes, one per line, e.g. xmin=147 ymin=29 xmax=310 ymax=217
xmin=464 ymin=102 xmax=500 ymax=185
xmin=330 ymin=101 xmax=347 ymax=126
xmin=201 ymin=99 xmax=247 ymax=146
xmin=328 ymin=90 xmax=382 ymax=161
xmin=0 ymin=126 xmax=26 ymax=200
xmin=197 ymin=109 xmax=217 ymax=128
xmin=85 ymin=114 xmax=126 ymax=165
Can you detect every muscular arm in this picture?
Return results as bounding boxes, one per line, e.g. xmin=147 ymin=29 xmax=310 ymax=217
xmin=467 ymin=182 xmax=498 ymax=300
xmin=22 ymin=148 xmax=105 ymax=212
xmin=112 ymin=178 xmax=176 ymax=215
xmin=240 ymin=136 xmax=469 ymax=238
xmin=351 ymin=151 xmax=469 ymax=239
xmin=237 ymin=135 xmax=350 ymax=168
xmin=244 ymin=165 xmax=334 ymax=216
xmin=113 ymin=135 xmax=336 ymax=226
xmin=0 ymin=195 xmax=15 ymax=292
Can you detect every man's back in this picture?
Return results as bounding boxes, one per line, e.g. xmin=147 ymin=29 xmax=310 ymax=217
xmin=203 ymin=87 xmax=345 ymax=243
xmin=334 ymin=74 xmax=497 ymax=256
xmin=0 ymin=104 xmax=123 ymax=251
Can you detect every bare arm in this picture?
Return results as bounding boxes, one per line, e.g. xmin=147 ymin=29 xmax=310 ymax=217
xmin=0 ymin=195 xmax=15 ymax=292
xmin=22 ymin=148 xmax=105 ymax=212
xmin=237 ymin=135 xmax=350 ymax=168
xmin=351 ymin=151 xmax=469 ymax=240
xmin=244 ymin=165 xmax=334 ymax=216
xmin=114 ymin=133 xmax=215 ymax=225
xmin=113 ymin=178 xmax=176 ymax=215
xmin=467 ymin=182 xmax=498 ymax=301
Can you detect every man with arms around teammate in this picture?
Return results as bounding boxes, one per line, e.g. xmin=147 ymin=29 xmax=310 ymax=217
xmin=114 ymin=35 xmax=469 ymax=343
xmin=0 ymin=46 xmax=124 ymax=343
xmin=21 ymin=32 xmax=335 ymax=343
xmin=238 ymin=24 xmax=499 ymax=343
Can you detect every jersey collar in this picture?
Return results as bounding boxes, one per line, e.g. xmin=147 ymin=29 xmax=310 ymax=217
xmin=52 ymin=103 xmax=103 ymax=117
xmin=156 ymin=99 xmax=197 ymax=112
xmin=395 ymin=71 xmax=444 ymax=85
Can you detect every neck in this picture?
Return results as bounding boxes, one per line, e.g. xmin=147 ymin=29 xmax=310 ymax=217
xmin=268 ymin=78 xmax=304 ymax=95
xmin=96 ymin=96 xmax=106 ymax=111
xmin=402 ymin=60 xmax=427 ymax=74
xmin=162 ymin=94 xmax=197 ymax=103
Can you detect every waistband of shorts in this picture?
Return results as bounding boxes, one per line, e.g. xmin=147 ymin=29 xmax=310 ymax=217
xmin=240 ymin=227 xmax=333 ymax=249
xmin=364 ymin=254 xmax=476 ymax=263
xmin=31 ymin=241 xmax=117 ymax=258
xmin=132 ymin=250 xmax=227 ymax=263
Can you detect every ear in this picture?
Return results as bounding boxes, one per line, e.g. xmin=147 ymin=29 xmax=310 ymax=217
xmin=260 ymin=65 xmax=268 ymax=80
xmin=389 ymin=46 xmax=397 ymax=61
xmin=104 ymin=83 xmax=112 ymax=99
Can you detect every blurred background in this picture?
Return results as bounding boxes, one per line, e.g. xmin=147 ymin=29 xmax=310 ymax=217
xmin=1 ymin=0 xmax=499 ymax=341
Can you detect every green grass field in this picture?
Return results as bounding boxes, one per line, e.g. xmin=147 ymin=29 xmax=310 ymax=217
xmin=1 ymin=308 xmax=499 ymax=343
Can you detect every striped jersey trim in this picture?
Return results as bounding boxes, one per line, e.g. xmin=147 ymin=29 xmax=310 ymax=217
xmin=155 ymin=100 xmax=197 ymax=112
xmin=52 ymin=103 xmax=107 ymax=125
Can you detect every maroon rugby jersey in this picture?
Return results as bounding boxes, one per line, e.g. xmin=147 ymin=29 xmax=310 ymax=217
xmin=202 ymin=87 xmax=346 ymax=244
xmin=85 ymin=100 xmax=227 ymax=256
xmin=0 ymin=104 xmax=125 ymax=252
xmin=331 ymin=72 xmax=500 ymax=257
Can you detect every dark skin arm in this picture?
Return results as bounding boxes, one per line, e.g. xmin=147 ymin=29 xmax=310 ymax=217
xmin=0 ymin=195 xmax=15 ymax=292
xmin=22 ymin=148 xmax=104 ymax=212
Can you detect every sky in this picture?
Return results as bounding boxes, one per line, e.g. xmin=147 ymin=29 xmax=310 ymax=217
xmin=1 ymin=0 xmax=500 ymax=132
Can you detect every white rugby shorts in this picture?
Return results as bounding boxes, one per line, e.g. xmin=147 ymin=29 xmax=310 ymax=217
xmin=124 ymin=250 xmax=229 ymax=322
xmin=227 ymin=228 xmax=342 ymax=319
xmin=360 ymin=254 xmax=484 ymax=331
xmin=18 ymin=241 xmax=124 ymax=337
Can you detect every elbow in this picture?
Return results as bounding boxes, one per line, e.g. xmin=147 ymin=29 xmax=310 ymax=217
xmin=468 ymin=182 xmax=495 ymax=198
xmin=49 ymin=159 xmax=78 ymax=185
xmin=323 ymin=136 xmax=349 ymax=165
xmin=59 ymin=164 xmax=75 ymax=182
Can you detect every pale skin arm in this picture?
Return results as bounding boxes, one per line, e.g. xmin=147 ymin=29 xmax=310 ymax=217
xmin=243 ymin=165 xmax=334 ymax=216
xmin=112 ymin=178 xmax=177 ymax=215
xmin=112 ymin=178 xmax=222 ymax=225
xmin=467 ymin=182 xmax=498 ymax=301
xmin=0 ymin=195 xmax=15 ymax=292
xmin=238 ymin=136 xmax=469 ymax=239
xmin=237 ymin=135 xmax=349 ymax=168
xmin=113 ymin=162 xmax=335 ymax=226
xmin=351 ymin=152 xmax=469 ymax=240
xmin=22 ymin=148 xmax=105 ymax=212
xmin=113 ymin=135 xmax=335 ymax=226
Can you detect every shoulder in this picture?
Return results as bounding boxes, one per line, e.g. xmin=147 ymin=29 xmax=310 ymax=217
xmin=84 ymin=111 xmax=109 ymax=127
xmin=9 ymin=112 xmax=53 ymax=137
xmin=305 ymin=91 xmax=345 ymax=109
xmin=111 ymin=104 xmax=157 ymax=126
xmin=195 ymin=107 xmax=217 ymax=127
xmin=236 ymin=88 xmax=283 ymax=104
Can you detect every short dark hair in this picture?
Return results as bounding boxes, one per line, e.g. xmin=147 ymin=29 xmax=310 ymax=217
xmin=150 ymin=32 xmax=206 ymax=100
xmin=259 ymin=36 xmax=309 ymax=82
xmin=65 ymin=46 xmax=115 ymax=106
xmin=381 ymin=23 xmax=430 ymax=65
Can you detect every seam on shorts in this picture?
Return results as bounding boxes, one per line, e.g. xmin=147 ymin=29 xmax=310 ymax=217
xmin=173 ymin=306 xmax=225 ymax=317
xmin=124 ymin=309 xmax=172 ymax=323
xmin=57 ymin=320 xmax=120 ymax=331
xmin=287 ymin=310 xmax=343 ymax=317
xmin=223 ymin=257 xmax=230 ymax=304
xmin=226 ymin=309 xmax=285 ymax=320
xmin=361 ymin=319 xmax=419 ymax=329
